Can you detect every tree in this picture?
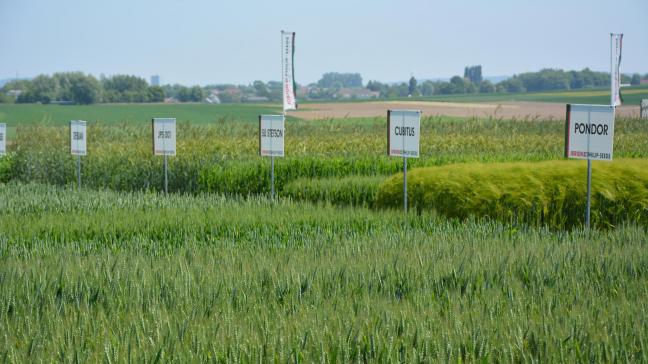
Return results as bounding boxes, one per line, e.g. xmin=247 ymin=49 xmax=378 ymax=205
xmin=102 ymin=75 xmax=149 ymax=102
xmin=479 ymin=80 xmax=495 ymax=93
xmin=436 ymin=82 xmax=454 ymax=95
xmin=465 ymin=81 xmax=477 ymax=94
xmin=515 ymin=69 xmax=569 ymax=91
xmin=396 ymin=83 xmax=409 ymax=97
xmin=66 ymin=73 xmax=101 ymax=104
xmin=253 ymin=81 xmax=269 ymax=97
xmin=366 ymin=80 xmax=382 ymax=92
xmin=631 ymin=73 xmax=641 ymax=86
xmin=147 ymin=86 xmax=165 ymax=102
xmin=0 ymin=93 xmax=13 ymax=103
xmin=497 ymin=78 xmax=525 ymax=93
xmin=621 ymin=74 xmax=632 ymax=84
xmin=464 ymin=65 xmax=482 ymax=84
xmin=189 ymin=86 xmax=204 ymax=102
xmin=317 ymin=73 xmax=363 ymax=88
xmin=177 ymin=86 xmax=191 ymax=102
xmin=450 ymin=76 xmax=466 ymax=94
xmin=408 ymin=76 xmax=418 ymax=96
xmin=420 ymin=80 xmax=435 ymax=96
xmin=16 ymin=75 xmax=58 ymax=104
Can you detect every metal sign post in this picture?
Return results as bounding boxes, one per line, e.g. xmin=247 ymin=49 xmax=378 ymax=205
xmin=76 ymin=155 xmax=81 ymax=189
xmin=403 ymin=156 xmax=408 ymax=212
xmin=152 ymin=118 xmax=176 ymax=194
xmin=70 ymin=120 xmax=87 ymax=190
xmin=585 ymin=159 xmax=592 ymax=229
xmin=271 ymin=155 xmax=275 ymax=199
xmin=564 ymin=104 xmax=615 ymax=229
xmin=259 ymin=114 xmax=285 ymax=200
xmin=387 ymin=110 xmax=421 ymax=213
xmin=164 ymin=154 xmax=168 ymax=194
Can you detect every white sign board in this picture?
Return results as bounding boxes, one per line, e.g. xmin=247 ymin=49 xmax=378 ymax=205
xmin=0 ymin=123 xmax=6 ymax=155
xmin=70 ymin=120 xmax=87 ymax=156
xmin=388 ymin=110 xmax=421 ymax=158
xmin=259 ymin=115 xmax=285 ymax=157
xmin=641 ymin=99 xmax=648 ymax=119
xmin=565 ymin=104 xmax=615 ymax=161
xmin=152 ymin=118 xmax=176 ymax=156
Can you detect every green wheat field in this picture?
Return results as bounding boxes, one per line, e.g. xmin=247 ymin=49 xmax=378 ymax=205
xmin=0 ymin=103 xmax=647 ymax=361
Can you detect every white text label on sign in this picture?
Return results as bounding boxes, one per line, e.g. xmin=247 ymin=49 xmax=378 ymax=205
xmin=388 ymin=110 xmax=421 ymax=158
xmin=565 ymin=104 xmax=615 ymax=161
xmin=0 ymin=123 xmax=6 ymax=155
xmin=259 ymin=115 xmax=285 ymax=157
xmin=70 ymin=120 xmax=87 ymax=156
xmin=152 ymin=118 xmax=176 ymax=156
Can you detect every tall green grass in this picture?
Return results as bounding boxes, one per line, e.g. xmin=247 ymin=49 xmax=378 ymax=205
xmin=1 ymin=182 xmax=647 ymax=361
xmin=282 ymin=175 xmax=382 ymax=207
xmin=377 ymin=159 xmax=648 ymax=229
xmin=6 ymin=116 xmax=648 ymax=196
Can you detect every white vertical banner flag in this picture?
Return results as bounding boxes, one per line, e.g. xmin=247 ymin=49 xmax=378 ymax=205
xmin=610 ymin=33 xmax=623 ymax=107
xmin=282 ymin=31 xmax=297 ymax=111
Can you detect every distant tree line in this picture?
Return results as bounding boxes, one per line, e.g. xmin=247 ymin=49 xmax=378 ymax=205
xmin=0 ymin=73 xmax=178 ymax=104
xmin=317 ymin=72 xmax=363 ymax=88
xmin=1 ymin=69 xmax=646 ymax=104
xmin=364 ymin=68 xmax=647 ymax=98
xmin=161 ymin=84 xmax=205 ymax=102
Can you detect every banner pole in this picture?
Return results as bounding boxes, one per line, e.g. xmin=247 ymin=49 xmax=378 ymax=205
xmin=403 ymin=156 xmax=408 ymax=213
xmin=610 ymin=33 xmax=614 ymax=106
xmin=164 ymin=154 xmax=168 ymax=194
xmin=585 ymin=108 xmax=592 ymax=229
xmin=77 ymin=155 xmax=81 ymax=190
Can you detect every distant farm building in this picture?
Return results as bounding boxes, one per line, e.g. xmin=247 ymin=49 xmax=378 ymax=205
xmin=335 ymin=88 xmax=380 ymax=100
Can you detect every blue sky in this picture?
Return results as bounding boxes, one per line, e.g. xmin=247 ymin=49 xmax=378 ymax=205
xmin=1 ymin=0 xmax=646 ymax=85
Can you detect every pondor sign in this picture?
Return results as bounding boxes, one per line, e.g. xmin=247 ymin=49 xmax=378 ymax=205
xmin=565 ymin=104 xmax=615 ymax=161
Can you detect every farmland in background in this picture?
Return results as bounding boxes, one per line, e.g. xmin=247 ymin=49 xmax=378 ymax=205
xmin=378 ymin=84 xmax=648 ymax=105
xmin=1 ymin=84 xmax=647 ymax=127
xmin=408 ymin=84 xmax=648 ymax=105
xmin=0 ymin=102 xmax=280 ymax=126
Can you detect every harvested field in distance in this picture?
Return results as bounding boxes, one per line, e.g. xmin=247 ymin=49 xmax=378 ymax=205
xmin=294 ymin=101 xmax=640 ymax=120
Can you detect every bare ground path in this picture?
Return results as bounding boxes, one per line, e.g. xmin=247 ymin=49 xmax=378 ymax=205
xmin=291 ymin=101 xmax=639 ymax=120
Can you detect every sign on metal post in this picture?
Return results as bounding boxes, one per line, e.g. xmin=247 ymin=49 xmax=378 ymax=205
xmin=388 ymin=109 xmax=421 ymax=212
xmin=152 ymin=118 xmax=176 ymax=194
xmin=565 ymin=104 xmax=615 ymax=229
xmin=259 ymin=114 xmax=285 ymax=199
xmin=0 ymin=123 xmax=6 ymax=156
xmin=565 ymin=104 xmax=615 ymax=161
xmin=641 ymin=99 xmax=648 ymax=119
xmin=70 ymin=120 xmax=87 ymax=189
xmin=70 ymin=120 xmax=87 ymax=156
